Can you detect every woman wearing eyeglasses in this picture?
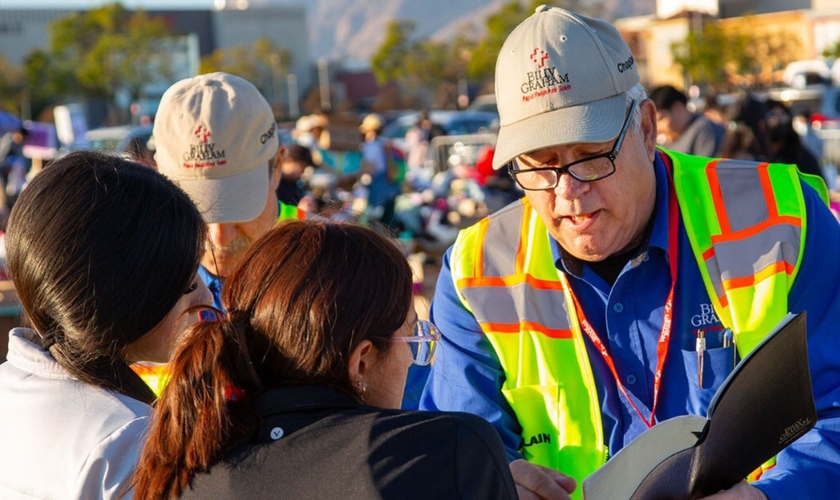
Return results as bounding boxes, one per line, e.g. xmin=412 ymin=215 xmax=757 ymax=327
xmin=130 ymin=220 xmax=517 ymax=500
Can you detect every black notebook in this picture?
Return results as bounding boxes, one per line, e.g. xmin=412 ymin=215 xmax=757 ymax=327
xmin=582 ymin=312 xmax=816 ymax=500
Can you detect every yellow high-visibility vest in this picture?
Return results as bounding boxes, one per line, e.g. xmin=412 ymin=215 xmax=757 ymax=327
xmin=449 ymin=150 xmax=826 ymax=497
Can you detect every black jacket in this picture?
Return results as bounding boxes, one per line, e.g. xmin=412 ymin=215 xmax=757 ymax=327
xmin=181 ymin=385 xmax=518 ymax=500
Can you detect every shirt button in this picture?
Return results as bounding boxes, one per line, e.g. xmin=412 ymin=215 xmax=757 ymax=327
xmin=613 ymin=303 xmax=624 ymax=313
xmin=626 ymin=374 xmax=637 ymax=385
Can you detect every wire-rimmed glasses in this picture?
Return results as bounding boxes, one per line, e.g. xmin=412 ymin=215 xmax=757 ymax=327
xmin=508 ymin=99 xmax=638 ymax=191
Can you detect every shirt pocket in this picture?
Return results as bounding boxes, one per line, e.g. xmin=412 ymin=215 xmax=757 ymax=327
xmin=679 ymin=345 xmax=736 ymax=414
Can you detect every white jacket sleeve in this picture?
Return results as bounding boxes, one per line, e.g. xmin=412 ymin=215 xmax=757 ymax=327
xmin=73 ymin=416 xmax=149 ymax=500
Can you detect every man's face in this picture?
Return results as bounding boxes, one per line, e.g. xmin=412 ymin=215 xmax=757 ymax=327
xmin=655 ymin=103 xmax=688 ymax=143
xmin=200 ymin=163 xmax=281 ymax=278
xmin=655 ymin=110 xmax=677 ymax=143
xmin=520 ymin=99 xmax=659 ymax=262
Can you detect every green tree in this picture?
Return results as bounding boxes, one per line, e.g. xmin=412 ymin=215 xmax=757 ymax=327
xmin=48 ymin=3 xmax=174 ymax=103
xmin=371 ymin=20 xmax=416 ymax=85
xmin=199 ymin=36 xmax=292 ymax=101
xmin=671 ymin=22 xmax=760 ymax=92
xmin=0 ymin=56 xmax=24 ymax=114
xmin=821 ymin=40 xmax=840 ymax=59
xmin=369 ymin=0 xmax=601 ymax=107
xmin=466 ymin=0 xmax=593 ymax=80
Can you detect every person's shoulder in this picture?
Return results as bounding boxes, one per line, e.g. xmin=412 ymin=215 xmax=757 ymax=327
xmin=367 ymin=408 xmax=501 ymax=445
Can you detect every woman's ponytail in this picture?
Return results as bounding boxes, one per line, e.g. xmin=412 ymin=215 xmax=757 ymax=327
xmin=130 ymin=318 xmax=261 ymax=499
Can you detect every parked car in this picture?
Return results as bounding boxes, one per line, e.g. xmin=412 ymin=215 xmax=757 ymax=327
xmin=380 ymin=110 xmax=499 ymax=152
xmin=466 ymin=94 xmax=498 ymax=114
xmin=84 ymin=124 xmax=154 ymax=153
xmin=764 ymin=86 xmax=840 ymax=130
xmin=83 ymin=124 xmax=155 ymax=165
xmin=782 ymin=59 xmax=832 ymax=88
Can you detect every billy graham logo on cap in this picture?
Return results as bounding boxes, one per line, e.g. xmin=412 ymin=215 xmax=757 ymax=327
xmin=521 ymin=47 xmax=571 ymax=102
xmin=154 ymin=72 xmax=278 ymax=224
xmin=492 ymin=5 xmax=640 ymax=170
xmin=183 ymin=125 xmax=227 ymax=168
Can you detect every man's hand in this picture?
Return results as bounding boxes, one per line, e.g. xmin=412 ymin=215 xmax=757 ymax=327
xmin=510 ymin=459 xmax=576 ymax=500
xmin=701 ymin=481 xmax=768 ymax=500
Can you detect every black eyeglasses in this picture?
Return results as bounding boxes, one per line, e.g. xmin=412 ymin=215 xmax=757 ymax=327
xmin=508 ymin=100 xmax=638 ymax=191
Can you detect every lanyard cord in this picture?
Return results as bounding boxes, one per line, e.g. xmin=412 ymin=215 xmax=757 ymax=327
xmin=570 ymin=162 xmax=679 ymax=428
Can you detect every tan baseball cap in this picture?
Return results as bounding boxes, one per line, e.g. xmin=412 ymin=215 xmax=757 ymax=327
xmin=492 ymin=5 xmax=640 ymax=169
xmin=153 ymin=72 xmax=278 ymax=223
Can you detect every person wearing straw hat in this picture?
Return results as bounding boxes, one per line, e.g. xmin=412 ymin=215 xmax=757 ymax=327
xmin=417 ymin=6 xmax=840 ymax=500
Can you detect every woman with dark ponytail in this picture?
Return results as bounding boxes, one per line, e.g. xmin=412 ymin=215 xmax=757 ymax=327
xmin=132 ymin=219 xmax=517 ymax=500
xmin=0 ymin=151 xmax=211 ymax=499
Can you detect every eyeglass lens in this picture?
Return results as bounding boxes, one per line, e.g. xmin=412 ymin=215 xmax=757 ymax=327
xmin=410 ymin=320 xmax=438 ymax=366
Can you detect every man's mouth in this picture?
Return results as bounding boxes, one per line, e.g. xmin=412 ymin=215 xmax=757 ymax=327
xmin=561 ymin=210 xmax=600 ymax=227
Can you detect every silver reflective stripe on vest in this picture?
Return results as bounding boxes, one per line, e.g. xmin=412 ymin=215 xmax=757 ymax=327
xmin=482 ymin=203 xmax=524 ymax=278
xmin=709 ymin=225 xmax=800 ymax=283
xmin=462 ymin=284 xmax=572 ymax=331
xmin=715 ymin=160 xmax=769 ymax=232
xmin=465 ymin=201 xmax=572 ymax=333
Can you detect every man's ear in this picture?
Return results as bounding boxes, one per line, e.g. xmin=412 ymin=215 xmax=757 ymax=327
xmin=270 ymin=146 xmax=285 ymax=190
xmin=640 ymin=98 xmax=658 ymax=162
xmin=347 ymin=339 xmax=376 ymax=386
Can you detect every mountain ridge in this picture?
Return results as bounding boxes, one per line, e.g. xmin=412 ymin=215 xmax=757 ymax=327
xmin=247 ymin=0 xmax=655 ymax=63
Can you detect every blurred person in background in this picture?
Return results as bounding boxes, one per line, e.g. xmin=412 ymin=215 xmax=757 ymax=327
xmin=0 ymin=127 xmax=29 ymax=210
xmin=0 ymin=151 xmax=209 ymax=499
xmin=360 ymin=113 xmax=401 ymax=227
xmin=649 ymin=84 xmax=724 ymax=157
xmin=405 ymin=110 xmax=434 ymax=183
xmin=276 ymin=144 xmax=315 ymax=206
xmin=718 ymin=121 xmax=763 ymax=161
xmin=726 ymin=93 xmax=770 ymax=160
xmin=764 ymin=99 xmax=824 ymax=181
xmin=726 ymin=95 xmax=824 ymax=181
xmin=130 ymin=220 xmax=517 ymax=500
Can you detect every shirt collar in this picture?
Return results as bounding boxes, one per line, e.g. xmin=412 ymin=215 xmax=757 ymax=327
xmin=254 ymin=385 xmax=360 ymax=416
xmin=550 ymin=151 xmax=671 ymax=273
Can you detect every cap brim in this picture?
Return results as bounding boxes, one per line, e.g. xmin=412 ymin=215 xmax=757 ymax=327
xmin=176 ymin=164 xmax=269 ymax=224
xmin=492 ymin=93 xmax=626 ymax=170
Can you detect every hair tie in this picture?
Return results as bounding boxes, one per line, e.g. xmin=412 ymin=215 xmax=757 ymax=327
xmin=40 ymin=333 xmax=56 ymax=351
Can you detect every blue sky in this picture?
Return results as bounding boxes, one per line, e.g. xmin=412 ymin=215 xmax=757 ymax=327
xmin=0 ymin=0 xmax=215 ymax=8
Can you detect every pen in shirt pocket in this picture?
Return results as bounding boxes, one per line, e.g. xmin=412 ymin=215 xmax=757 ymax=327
xmin=722 ymin=328 xmax=736 ymax=368
xmin=696 ymin=329 xmax=706 ymax=387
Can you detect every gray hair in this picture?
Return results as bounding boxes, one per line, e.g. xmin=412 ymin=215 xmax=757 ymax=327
xmin=626 ymin=82 xmax=648 ymax=130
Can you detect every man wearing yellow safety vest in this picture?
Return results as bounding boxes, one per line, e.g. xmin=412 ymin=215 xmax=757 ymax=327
xmin=134 ymin=73 xmax=304 ymax=394
xmin=416 ymin=7 xmax=840 ymax=500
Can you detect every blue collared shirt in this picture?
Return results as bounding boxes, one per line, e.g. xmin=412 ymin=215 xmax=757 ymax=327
xmin=417 ymin=154 xmax=840 ymax=498
xmin=197 ymin=265 xmax=224 ymax=313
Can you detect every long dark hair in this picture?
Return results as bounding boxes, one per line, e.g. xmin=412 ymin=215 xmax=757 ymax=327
xmin=131 ymin=219 xmax=413 ymax=499
xmin=6 ymin=150 xmax=205 ymax=405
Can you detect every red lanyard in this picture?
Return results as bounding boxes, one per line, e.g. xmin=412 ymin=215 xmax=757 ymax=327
xmin=571 ymin=167 xmax=680 ymax=429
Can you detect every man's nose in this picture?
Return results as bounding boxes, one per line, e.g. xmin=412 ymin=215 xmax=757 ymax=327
xmin=207 ymin=223 xmax=238 ymax=249
xmin=553 ymin=171 xmax=590 ymax=199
